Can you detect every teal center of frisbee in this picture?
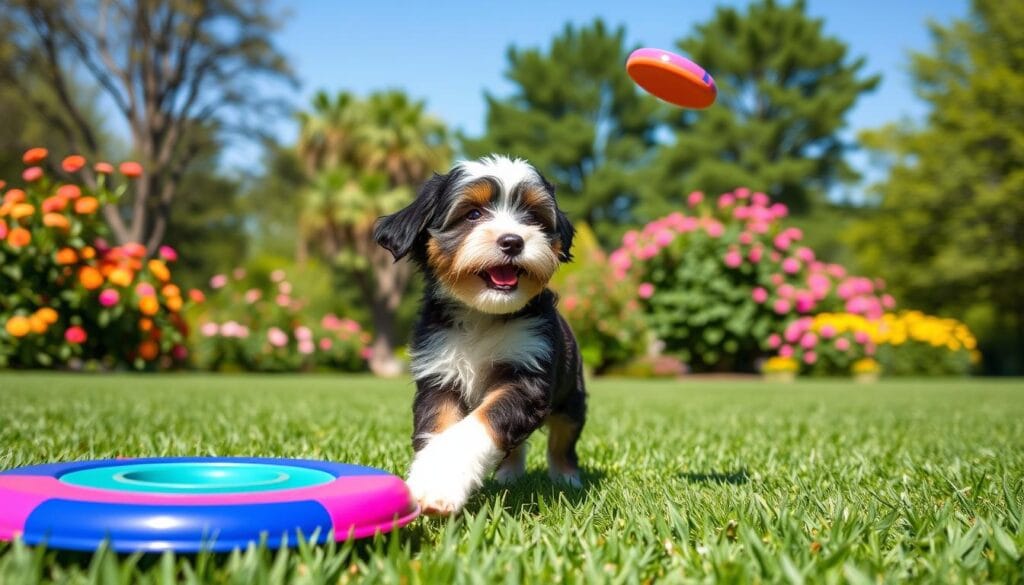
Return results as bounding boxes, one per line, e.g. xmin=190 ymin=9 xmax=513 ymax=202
xmin=59 ymin=462 xmax=334 ymax=494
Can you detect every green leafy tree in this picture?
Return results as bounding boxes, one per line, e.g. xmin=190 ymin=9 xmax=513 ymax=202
xmin=849 ymin=0 xmax=1024 ymax=374
xmin=463 ymin=19 xmax=659 ymax=243
xmin=297 ymin=90 xmax=450 ymax=376
xmin=650 ymin=0 xmax=879 ymax=215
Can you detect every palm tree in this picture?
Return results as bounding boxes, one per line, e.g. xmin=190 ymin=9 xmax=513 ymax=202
xmin=296 ymin=90 xmax=451 ymax=376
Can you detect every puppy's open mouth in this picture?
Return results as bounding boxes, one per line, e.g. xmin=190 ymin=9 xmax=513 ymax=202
xmin=480 ymin=265 xmax=521 ymax=291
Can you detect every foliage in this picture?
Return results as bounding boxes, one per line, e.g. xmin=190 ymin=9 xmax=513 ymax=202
xmin=0 ymin=149 xmax=192 ymax=370
xmin=296 ymin=90 xmax=451 ymax=376
xmin=190 ymin=267 xmax=369 ymax=373
xmin=873 ymin=311 xmax=979 ymax=377
xmin=612 ymin=188 xmax=893 ymax=372
xmin=3 ymin=375 xmax=1024 ymax=582
xmin=649 ymin=0 xmax=879 ymax=215
xmin=849 ymin=0 xmax=1024 ymax=374
xmin=463 ymin=19 xmax=659 ymax=243
xmin=549 ymin=223 xmax=649 ymax=373
xmin=1 ymin=0 xmax=296 ymax=250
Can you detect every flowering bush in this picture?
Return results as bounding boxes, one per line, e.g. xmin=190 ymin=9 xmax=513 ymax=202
xmin=873 ymin=311 xmax=978 ymax=376
xmin=190 ymin=267 xmax=369 ymax=372
xmin=612 ymin=188 xmax=894 ymax=372
xmin=0 ymin=148 xmax=193 ymax=370
xmin=549 ymin=223 xmax=650 ymax=374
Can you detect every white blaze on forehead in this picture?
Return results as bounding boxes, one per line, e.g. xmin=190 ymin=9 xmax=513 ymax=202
xmin=453 ymin=155 xmax=556 ymax=225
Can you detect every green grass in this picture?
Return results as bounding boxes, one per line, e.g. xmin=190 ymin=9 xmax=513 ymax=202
xmin=1 ymin=373 xmax=1022 ymax=584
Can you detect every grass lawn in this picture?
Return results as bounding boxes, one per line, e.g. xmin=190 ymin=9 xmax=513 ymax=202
xmin=0 ymin=373 xmax=1022 ymax=583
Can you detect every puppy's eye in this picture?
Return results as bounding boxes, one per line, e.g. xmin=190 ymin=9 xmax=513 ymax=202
xmin=466 ymin=209 xmax=483 ymax=221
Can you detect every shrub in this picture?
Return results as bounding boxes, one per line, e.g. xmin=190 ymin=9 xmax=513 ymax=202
xmin=873 ymin=311 xmax=978 ymax=376
xmin=0 ymin=149 xmax=193 ymax=370
xmin=549 ymin=223 xmax=650 ymax=374
xmin=190 ymin=267 xmax=369 ymax=372
xmin=612 ymin=188 xmax=893 ymax=372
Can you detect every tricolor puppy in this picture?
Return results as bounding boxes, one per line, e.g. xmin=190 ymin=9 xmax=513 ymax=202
xmin=374 ymin=155 xmax=587 ymax=515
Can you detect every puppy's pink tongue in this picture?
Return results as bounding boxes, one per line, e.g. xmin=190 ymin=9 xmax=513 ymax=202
xmin=487 ymin=266 xmax=519 ymax=286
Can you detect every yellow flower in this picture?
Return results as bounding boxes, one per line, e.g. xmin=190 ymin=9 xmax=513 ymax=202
xmin=147 ymin=259 xmax=170 ymax=282
xmin=108 ymin=268 xmax=133 ymax=287
xmin=5 ymin=315 xmax=31 ymax=337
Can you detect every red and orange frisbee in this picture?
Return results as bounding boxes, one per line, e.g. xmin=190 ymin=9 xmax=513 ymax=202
xmin=626 ymin=48 xmax=717 ymax=109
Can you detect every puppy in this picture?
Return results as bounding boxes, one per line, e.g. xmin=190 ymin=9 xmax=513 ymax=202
xmin=374 ymin=155 xmax=587 ymax=515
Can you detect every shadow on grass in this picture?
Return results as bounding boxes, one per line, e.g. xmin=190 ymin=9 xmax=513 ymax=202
xmin=680 ymin=469 xmax=750 ymax=485
xmin=478 ymin=467 xmax=607 ymax=515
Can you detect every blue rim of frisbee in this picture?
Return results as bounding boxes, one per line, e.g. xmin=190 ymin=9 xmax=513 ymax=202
xmin=0 ymin=457 xmax=418 ymax=553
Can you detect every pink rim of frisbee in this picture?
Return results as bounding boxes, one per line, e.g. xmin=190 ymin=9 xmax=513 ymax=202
xmin=626 ymin=48 xmax=717 ymax=109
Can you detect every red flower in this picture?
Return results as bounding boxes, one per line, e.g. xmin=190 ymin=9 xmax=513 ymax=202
xmin=62 ymin=155 xmax=86 ymax=173
xmin=22 ymin=167 xmax=43 ymax=182
xmin=22 ymin=147 xmax=48 ymax=165
xmin=119 ymin=161 xmax=143 ymax=178
xmin=57 ymin=184 xmax=82 ymax=200
xmin=65 ymin=325 xmax=88 ymax=344
xmin=94 ymin=162 xmax=114 ymax=174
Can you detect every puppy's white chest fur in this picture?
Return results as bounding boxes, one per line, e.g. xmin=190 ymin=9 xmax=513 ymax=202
xmin=410 ymin=314 xmax=549 ymax=405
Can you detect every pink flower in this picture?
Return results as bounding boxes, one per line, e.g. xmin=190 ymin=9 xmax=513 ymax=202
xmin=819 ymin=325 xmax=836 ymax=339
xmin=779 ymin=344 xmax=794 ymax=357
xmin=752 ymin=287 xmax=768 ymax=304
xmin=210 ymin=274 xmax=227 ymax=289
xmin=752 ymin=192 xmax=769 ymax=207
xmin=622 ymin=230 xmax=639 ymax=247
xmin=718 ymin=193 xmax=735 ymax=208
xmin=244 ymin=288 xmax=262 ymax=303
xmin=321 ymin=314 xmax=341 ymax=329
xmin=298 ymin=340 xmax=315 ymax=355
xmin=865 ymin=342 xmax=877 ymax=356
xmin=278 ymin=281 xmax=293 ymax=295
xmin=796 ymin=247 xmax=814 ymax=263
xmin=679 ymin=217 xmax=699 ymax=232
xmin=767 ymin=333 xmax=781 ymax=348
xmin=782 ymin=258 xmax=801 ymax=274
xmin=276 ymin=294 xmax=290 ymax=307
xmin=636 ymin=244 xmax=659 ymax=260
xmin=360 ymin=347 xmax=373 ymax=360
xmin=733 ymin=206 xmax=751 ymax=220
xmin=704 ymin=221 xmax=724 ymax=238
xmin=854 ymin=331 xmax=870 ymax=345
xmin=220 ymin=321 xmax=241 ymax=337
xmin=803 ymin=351 xmax=817 ymax=365
xmin=343 ymin=319 xmax=360 ymax=333
xmin=808 ymin=274 xmax=831 ymax=298
xmin=739 ymin=232 xmax=754 ymax=245
xmin=687 ymin=191 xmax=704 ymax=207
xmin=774 ymin=234 xmax=792 ymax=251
xmin=563 ymin=295 xmax=578 ymax=311
xmin=295 ymin=326 xmax=313 ymax=341
xmin=771 ymin=274 xmax=784 ymax=286
xmin=270 ymin=269 xmax=286 ymax=283
xmin=22 ymin=166 xmax=43 ymax=182
xmin=98 ymin=289 xmax=120 ymax=307
xmin=158 ymin=246 xmax=178 ymax=262
xmin=267 ymin=327 xmax=288 ymax=347
xmin=770 ymin=202 xmax=788 ymax=218
xmin=784 ymin=324 xmax=802 ymax=344
xmin=319 ymin=338 xmax=334 ymax=351
xmin=773 ymin=299 xmax=791 ymax=314
xmin=749 ymin=246 xmax=763 ymax=263
xmin=172 ymin=345 xmax=189 ymax=360
xmin=136 ymin=283 xmax=155 ymax=297
xmin=638 ymin=282 xmax=655 ymax=299
xmin=835 ymin=338 xmax=851 ymax=351
xmin=785 ymin=227 xmax=804 ymax=241
xmin=882 ymin=294 xmax=896 ymax=309
xmin=828 ymin=264 xmax=847 ymax=279
xmin=777 ymin=284 xmax=796 ymax=299
xmin=795 ymin=292 xmax=815 ymax=313
xmin=735 ymin=187 xmax=751 ymax=200
xmin=724 ymin=249 xmax=743 ymax=268
xmin=232 ymin=267 xmax=246 ymax=280
xmin=65 ymin=325 xmax=87 ymax=344
xmin=800 ymin=332 xmax=818 ymax=349
xmin=200 ymin=322 xmax=218 ymax=337
xmin=654 ymin=230 xmax=674 ymax=246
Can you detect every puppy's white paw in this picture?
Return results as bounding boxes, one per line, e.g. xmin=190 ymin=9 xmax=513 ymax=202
xmin=406 ymin=416 xmax=503 ymax=516
xmin=548 ymin=469 xmax=582 ymax=489
xmin=495 ymin=443 xmax=527 ymax=485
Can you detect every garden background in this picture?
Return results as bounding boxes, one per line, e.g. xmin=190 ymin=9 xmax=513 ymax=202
xmin=1 ymin=0 xmax=1021 ymax=378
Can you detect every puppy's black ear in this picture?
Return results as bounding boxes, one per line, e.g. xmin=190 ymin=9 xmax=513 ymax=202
xmin=555 ymin=207 xmax=575 ymax=262
xmin=374 ymin=172 xmax=450 ymax=261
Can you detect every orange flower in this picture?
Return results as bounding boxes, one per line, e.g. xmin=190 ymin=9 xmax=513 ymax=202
xmin=188 ymin=289 xmax=205 ymax=303
xmin=165 ymin=295 xmax=183 ymax=312
xmin=22 ymin=147 xmax=48 ymax=165
xmin=42 ymin=196 xmax=67 ymax=213
xmin=28 ymin=315 xmax=48 ymax=334
xmin=119 ymin=161 xmax=143 ymax=178
xmin=11 ymin=203 xmax=35 ymax=220
xmin=7 ymin=227 xmax=31 ymax=248
xmin=5 ymin=315 xmax=31 ymax=337
xmin=139 ymin=318 xmax=153 ymax=332
xmin=79 ymin=266 xmax=103 ymax=290
xmin=74 ymin=197 xmax=99 ymax=214
xmin=36 ymin=307 xmax=58 ymax=324
xmin=4 ymin=189 xmax=26 ymax=204
xmin=108 ymin=268 xmax=133 ymax=287
xmin=148 ymin=259 xmax=170 ymax=282
xmin=94 ymin=162 xmax=114 ymax=174
xmin=43 ymin=213 xmax=70 ymax=230
xmin=139 ymin=295 xmax=159 ymax=316
xmin=62 ymin=155 xmax=86 ymax=173
xmin=57 ymin=185 xmax=81 ymax=200
xmin=80 ymin=246 xmax=96 ymax=260
xmin=138 ymin=340 xmax=159 ymax=360
xmin=55 ymin=247 xmax=78 ymax=264
xmin=161 ymin=284 xmax=181 ymax=298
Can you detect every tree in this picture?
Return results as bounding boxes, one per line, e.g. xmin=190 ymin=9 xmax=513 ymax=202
xmin=1 ymin=0 xmax=295 ymax=251
xmin=296 ymin=90 xmax=451 ymax=377
xmin=650 ymin=0 xmax=879 ymax=214
xmin=463 ymin=19 xmax=659 ymax=243
xmin=848 ymin=0 xmax=1024 ymax=374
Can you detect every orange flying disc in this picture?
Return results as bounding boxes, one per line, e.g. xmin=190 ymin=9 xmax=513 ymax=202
xmin=626 ymin=48 xmax=717 ymax=109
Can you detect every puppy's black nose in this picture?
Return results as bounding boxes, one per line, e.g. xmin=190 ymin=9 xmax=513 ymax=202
xmin=497 ymin=233 xmax=524 ymax=256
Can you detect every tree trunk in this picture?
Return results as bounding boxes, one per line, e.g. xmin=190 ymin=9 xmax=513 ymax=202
xmin=366 ymin=246 xmax=409 ymax=377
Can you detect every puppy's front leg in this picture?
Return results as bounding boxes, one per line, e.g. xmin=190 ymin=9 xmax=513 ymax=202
xmin=407 ymin=382 xmax=549 ymax=516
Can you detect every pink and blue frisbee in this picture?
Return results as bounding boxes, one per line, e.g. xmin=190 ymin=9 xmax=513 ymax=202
xmin=626 ymin=48 xmax=717 ymax=109
xmin=0 ymin=457 xmax=418 ymax=552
